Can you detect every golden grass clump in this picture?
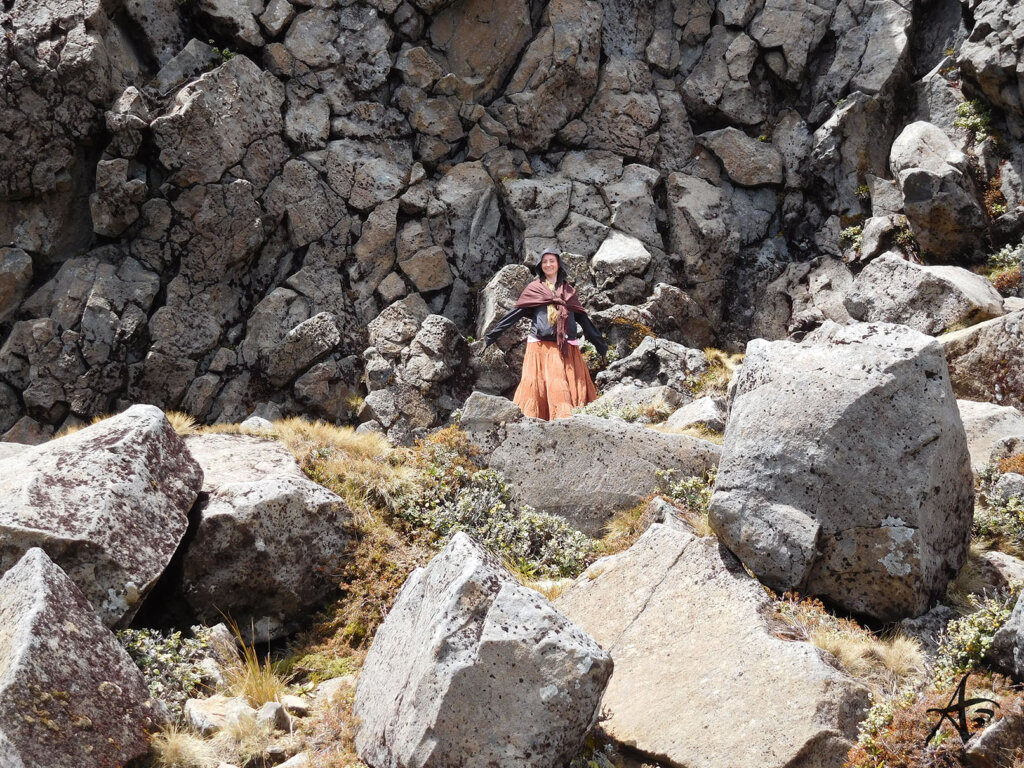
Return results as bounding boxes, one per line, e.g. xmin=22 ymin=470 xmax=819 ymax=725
xmin=51 ymin=412 xmax=111 ymax=439
xmin=772 ymin=592 xmax=925 ymax=695
xmin=223 ymin=619 xmax=290 ymax=708
xmin=150 ymin=724 xmax=216 ymax=768
xmin=692 ymin=348 xmax=744 ymax=397
xmin=166 ymin=411 xmax=199 ymax=435
xmin=947 ymin=541 xmax=1002 ymax=614
xmin=210 ymin=714 xmax=277 ymax=766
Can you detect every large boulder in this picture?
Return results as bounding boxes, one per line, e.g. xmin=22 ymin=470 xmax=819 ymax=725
xmin=181 ymin=433 xmax=351 ymax=642
xmin=844 ymin=253 xmax=1005 ymax=335
xmin=0 ymin=548 xmax=159 ymax=768
xmin=889 ymin=121 xmax=986 ymax=262
xmin=709 ymin=322 xmax=973 ymax=622
xmin=488 ymin=415 xmax=720 ymax=536
xmin=0 ymin=405 xmax=202 ymax=626
xmin=957 ymin=399 xmax=1024 ymax=475
xmin=555 ymin=524 xmax=870 ymax=768
xmin=941 ymin=311 xmax=1024 ymax=410
xmin=595 ymin=335 xmax=709 ymax=398
xmin=354 ymin=533 xmax=611 ymax=768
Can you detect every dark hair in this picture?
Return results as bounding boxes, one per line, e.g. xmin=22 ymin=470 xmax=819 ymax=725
xmin=534 ymin=250 xmax=568 ymax=285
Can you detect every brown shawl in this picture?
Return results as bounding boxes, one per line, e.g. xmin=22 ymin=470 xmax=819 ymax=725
xmin=514 ymin=279 xmax=587 ymax=356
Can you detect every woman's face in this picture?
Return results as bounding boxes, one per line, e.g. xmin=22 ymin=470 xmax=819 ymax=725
xmin=541 ymin=252 xmax=559 ymax=280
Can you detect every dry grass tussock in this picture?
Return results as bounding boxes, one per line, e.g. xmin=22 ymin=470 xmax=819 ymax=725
xmin=51 ymin=412 xmax=111 ymax=439
xmin=304 ymin=679 xmax=366 ymax=768
xmin=222 ymin=618 xmax=290 ymax=707
xmin=150 ymin=724 xmax=217 ymax=768
xmin=947 ymin=541 xmax=1003 ymax=614
xmin=693 ymin=347 xmax=743 ymax=397
xmin=648 ymin=422 xmax=725 ymax=444
xmin=772 ymin=592 xmax=925 ymax=695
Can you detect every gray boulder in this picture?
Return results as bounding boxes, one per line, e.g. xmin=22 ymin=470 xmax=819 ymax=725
xmin=596 ymin=335 xmax=709 ymax=398
xmin=889 ymin=121 xmax=986 ymax=262
xmin=990 ymin=596 xmax=1024 ymax=679
xmin=0 ymin=548 xmax=158 ymax=768
xmin=941 ymin=311 xmax=1024 ymax=410
xmin=181 ymin=433 xmax=351 ymax=642
xmin=488 ymin=415 xmax=720 ymax=536
xmin=698 ymin=127 xmax=784 ymax=186
xmin=681 ymin=25 xmax=767 ymax=125
xmin=555 ymin=524 xmax=869 ymax=768
xmin=960 ymin=0 xmax=1024 ymax=126
xmin=475 ymin=264 xmax=532 ymax=342
xmin=664 ymin=396 xmax=728 ymax=433
xmin=353 ymin=533 xmax=612 ymax=768
xmin=709 ymin=322 xmax=973 ymax=622
xmin=845 ymin=253 xmax=1005 ymax=335
xmin=957 ymin=399 xmax=1024 ymax=475
xmin=0 ymin=405 xmax=202 ymax=626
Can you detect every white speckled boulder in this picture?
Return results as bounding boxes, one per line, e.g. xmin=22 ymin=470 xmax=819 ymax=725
xmin=0 ymin=404 xmax=203 ymax=626
xmin=181 ymin=433 xmax=351 ymax=642
xmin=709 ymin=321 xmax=973 ymax=621
xmin=556 ymin=524 xmax=870 ymax=768
xmin=0 ymin=548 xmax=159 ymax=768
xmin=353 ymin=533 xmax=611 ymax=768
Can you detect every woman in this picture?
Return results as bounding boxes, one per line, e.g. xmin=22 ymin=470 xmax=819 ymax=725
xmin=484 ymin=250 xmax=608 ymax=420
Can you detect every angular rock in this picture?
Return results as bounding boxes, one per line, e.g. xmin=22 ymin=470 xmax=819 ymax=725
xmin=181 ymin=434 xmax=351 ymax=642
xmin=664 ymin=395 xmax=728 ymax=433
xmin=427 ymin=0 xmax=532 ymax=103
xmin=198 ymin=0 xmax=264 ymax=47
xmin=488 ymin=415 xmax=720 ymax=536
xmin=958 ymin=400 xmax=1024 ymax=475
xmin=476 ymin=265 xmax=533 ymax=342
xmin=889 ymin=121 xmax=986 ymax=262
xmin=432 ymin=162 xmax=510 ymax=284
xmin=556 ymin=524 xmax=869 ymax=768
xmin=596 ymin=336 xmax=709 ymax=398
xmin=990 ymin=596 xmax=1024 ymax=679
xmin=0 ymin=405 xmax=202 ymax=626
xmin=353 ymin=533 xmax=612 ymax=768
xmin=185 ymin=694 xmax=257 ymax=736
xmin=497 ymin=0 xmax=603 ymax=151
xmin=592 ymin=284 xmax=715 ymax=349
xmin=262 ymin=312 xmax=341 ymax=388
xmin=0 ymin=248 xmax=33 ymax=324
xmin=151 ymin=56 xmax=285 ymax=186
xmin=942 ymin=311 xmax=1024 ymax=410
xmin=368 ymin=294 xmax=430 ymax=359
xmin=581 ymin=57 xmax=660 ymax=161
xmin=709 ymin=322 xmax=973 ymax=621
xmin=0 ymin=548 xmax=158 ymax=768
xmin=681 ymin=25 xmax=766 ymax=125
xmin=845 ymin=253 xmax=1005 ymax=335
xmin=591 ymin=230 xmax=651 ymax=285
xmin=698 ymin=127 xmax=784 ymax=186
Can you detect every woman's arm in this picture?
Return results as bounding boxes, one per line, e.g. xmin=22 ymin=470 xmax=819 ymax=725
xmin=484 ymin=306 xmax=529 ymax=346
xmin=577 ymin=313 xmax=608 ymax=357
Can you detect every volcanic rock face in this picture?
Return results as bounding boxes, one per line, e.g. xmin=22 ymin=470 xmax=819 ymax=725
xmin=708 ymin=322 xmax=974 ymax=622
xmin=1 ymin=0 xmax=1015 ymax=442
xmin=0 ymin=404 xmax=202 ymax=626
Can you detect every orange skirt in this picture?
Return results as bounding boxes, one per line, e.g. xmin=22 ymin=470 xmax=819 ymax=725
xmin=513 ymin=341 xmax=598 ymax=420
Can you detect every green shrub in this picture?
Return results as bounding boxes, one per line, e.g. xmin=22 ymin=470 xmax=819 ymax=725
xmin=658 ymin=468 xmax=716 ymax=514
xmin=840 ymin=225 xmax=863 ymax=251
xmin=401 ymin=469 xmax=597 ymax=578
xmin=987 ymin=242 xmax=1024 ymax=271
xmin=933 ymin=592 xmax=1017 ymax=690
xmin=954 ymin=99 xmax=993 ymax=137
xmin=855 ymin=184 xmax=871 ymax=202
xmin=117 ymin=626 xmax=218 ymax=722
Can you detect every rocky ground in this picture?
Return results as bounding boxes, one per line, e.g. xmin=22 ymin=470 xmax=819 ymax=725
xmin=4 ymin=0 xmax=1024 ymax=766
